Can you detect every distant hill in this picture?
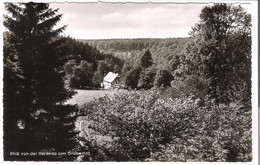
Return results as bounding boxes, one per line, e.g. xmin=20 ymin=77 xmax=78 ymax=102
xmin=77 ymin=38 xmax=191 ymax=69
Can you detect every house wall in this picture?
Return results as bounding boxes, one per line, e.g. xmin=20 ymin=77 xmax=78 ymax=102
xmin=103 ymin=76 xmax=121 ymax=89
xmin=103 ymin=81 xmax=112 ymax=89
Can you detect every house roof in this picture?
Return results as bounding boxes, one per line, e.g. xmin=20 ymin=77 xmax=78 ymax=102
xmin=103 ymin=72 xmax=119 ymax=83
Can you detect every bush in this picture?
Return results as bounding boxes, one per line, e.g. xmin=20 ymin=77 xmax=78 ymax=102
xmin=153 ymin=69 xmax=173 ymax=88
xmin=148 ymin=100 xmax=252 ymax=161
xmin=80 ymin=90 xmax=251 ymax=161
xmin=163 ymin=75 xmax=209 ymax=99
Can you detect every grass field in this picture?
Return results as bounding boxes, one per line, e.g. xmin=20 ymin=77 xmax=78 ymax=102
xmin=65 ymin=89 xmax=122 ymax=107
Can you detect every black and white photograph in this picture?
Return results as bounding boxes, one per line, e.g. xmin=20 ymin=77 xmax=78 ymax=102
xmin=1 ymin=0 xmax=258 ymax=163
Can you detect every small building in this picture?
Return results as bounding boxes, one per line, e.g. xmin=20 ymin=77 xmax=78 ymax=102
xmin=102 ymin=72 xmax=120 ymax=89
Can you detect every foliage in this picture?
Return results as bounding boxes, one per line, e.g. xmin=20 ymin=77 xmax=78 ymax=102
xmin=140 ymin=49 xmax=153 ymax=68
xmin=79 ymin=90 xmax=251 ymax=161
xmin=64 ymin=60 xmax=94 ymax=88
xmin=137 ymin=67 xmax=156 ymax=89
xmin=74 ymin=3 xmax=252 ymax=162
xmin=3 ymin=2 xmax=79 ymax=161
xmin=92 ymin=72 xmax=103 ymax=87
xmin=63 ymin=47 xmax=124 ymax=88
xmin=3 ymin=31 xmax=26 ymax=159
xmin=153 ymin=69 xmax=173 ymax=88
xmin=169 ymin=55 xmax=180 ymax=73
xmin=179 ymin=3 xmax=251 ymax=103
xmin=81 ymin=38 xmax=191 ymax=70
xmin=60 ymin=37 xmax=103 ymax=64
xmin=91 ymin=55 xmax=124 ymax=87
xmin=160 ymin=75 xmax=209 ymax=100
xmin=148 ymin=99 xmax=252 ymax=162
xmin=124 ymin=67 xmax=142 ymax=89
xmin=78 ymin=38 xmax=187 ymax=89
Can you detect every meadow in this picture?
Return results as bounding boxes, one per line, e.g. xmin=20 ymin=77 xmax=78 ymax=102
xmin=65 ymin=89 xmax=122 ymax=107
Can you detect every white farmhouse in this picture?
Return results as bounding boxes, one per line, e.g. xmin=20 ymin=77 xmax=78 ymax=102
xmin=102 ymin=72 xmax=119 ymax=89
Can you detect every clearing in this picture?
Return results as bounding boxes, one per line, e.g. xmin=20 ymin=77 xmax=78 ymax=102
xmin=65 ymin=89 xmax=121 ymax=107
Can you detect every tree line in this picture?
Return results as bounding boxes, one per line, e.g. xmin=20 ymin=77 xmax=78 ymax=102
xmin=81 ymin=37 xmax=191 ymax=69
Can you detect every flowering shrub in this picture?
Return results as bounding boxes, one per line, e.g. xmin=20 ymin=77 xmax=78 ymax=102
xmin=80 ymin=90 xmax=251 ymax=161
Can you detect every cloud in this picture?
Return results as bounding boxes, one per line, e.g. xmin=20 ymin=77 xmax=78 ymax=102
xmin=62 ymin=13 xmax=77 ymax=21
xmin=102 ymin=11 xmax=121 ymax=19
xmin=50 ymin=3 xmax=209 ymax=39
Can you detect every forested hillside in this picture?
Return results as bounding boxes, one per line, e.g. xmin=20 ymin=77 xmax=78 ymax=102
xmin=78 ymin=38 xmax=191 ymax=69
xmin=60 ymin=37 xmax=124 ymax=88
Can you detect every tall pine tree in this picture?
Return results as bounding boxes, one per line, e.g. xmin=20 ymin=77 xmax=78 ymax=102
xmin=140 ymin=49 xmax=153 ymax=68
xmin=4 ymin=3 xmax=79 ymax=161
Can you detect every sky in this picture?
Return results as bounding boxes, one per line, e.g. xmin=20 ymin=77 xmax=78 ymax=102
xmin=48 ymin=2 xmax=252 ymax=40
xmin=49 ymin=3 xmax=205 ymax=39
xmin=2 ymin=2 xmax=252 ymax=40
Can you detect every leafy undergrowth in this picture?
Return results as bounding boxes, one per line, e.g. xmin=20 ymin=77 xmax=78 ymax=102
xmin=79 ymin=89 xmax=251 ymax=161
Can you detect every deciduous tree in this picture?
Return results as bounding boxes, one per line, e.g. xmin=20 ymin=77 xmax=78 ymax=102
xmin=138 ymin=67 xmax=156 ymax=89
xmin=180 ymin=3 xmax=251 ymax=103
xmin=154 ymin=69 xmax=173 ymax=88
xmin=125 ymin=67 xmax=142 ymax=89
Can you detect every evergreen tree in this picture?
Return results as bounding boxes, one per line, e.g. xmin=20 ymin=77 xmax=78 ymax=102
xmin=3 ymin=32 xmax=27 ymax=159
xmin=4 ymin=3 xmax=79 ymax=161
xmin=140 ymin=49 xmax=153 ymax=68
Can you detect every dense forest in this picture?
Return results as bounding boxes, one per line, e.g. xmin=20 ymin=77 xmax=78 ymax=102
xmin=61 ymin=37 xmax=190 ymax=90
xmin=66 ymin=38 xmax=190 ymax=90
xmin=60 ymin=37 xmax=124 ymax=88
xmin=3 ymin=2 xmax=252 ymax=162
xmin=79 ymin=38 xmax=191 ymax=69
